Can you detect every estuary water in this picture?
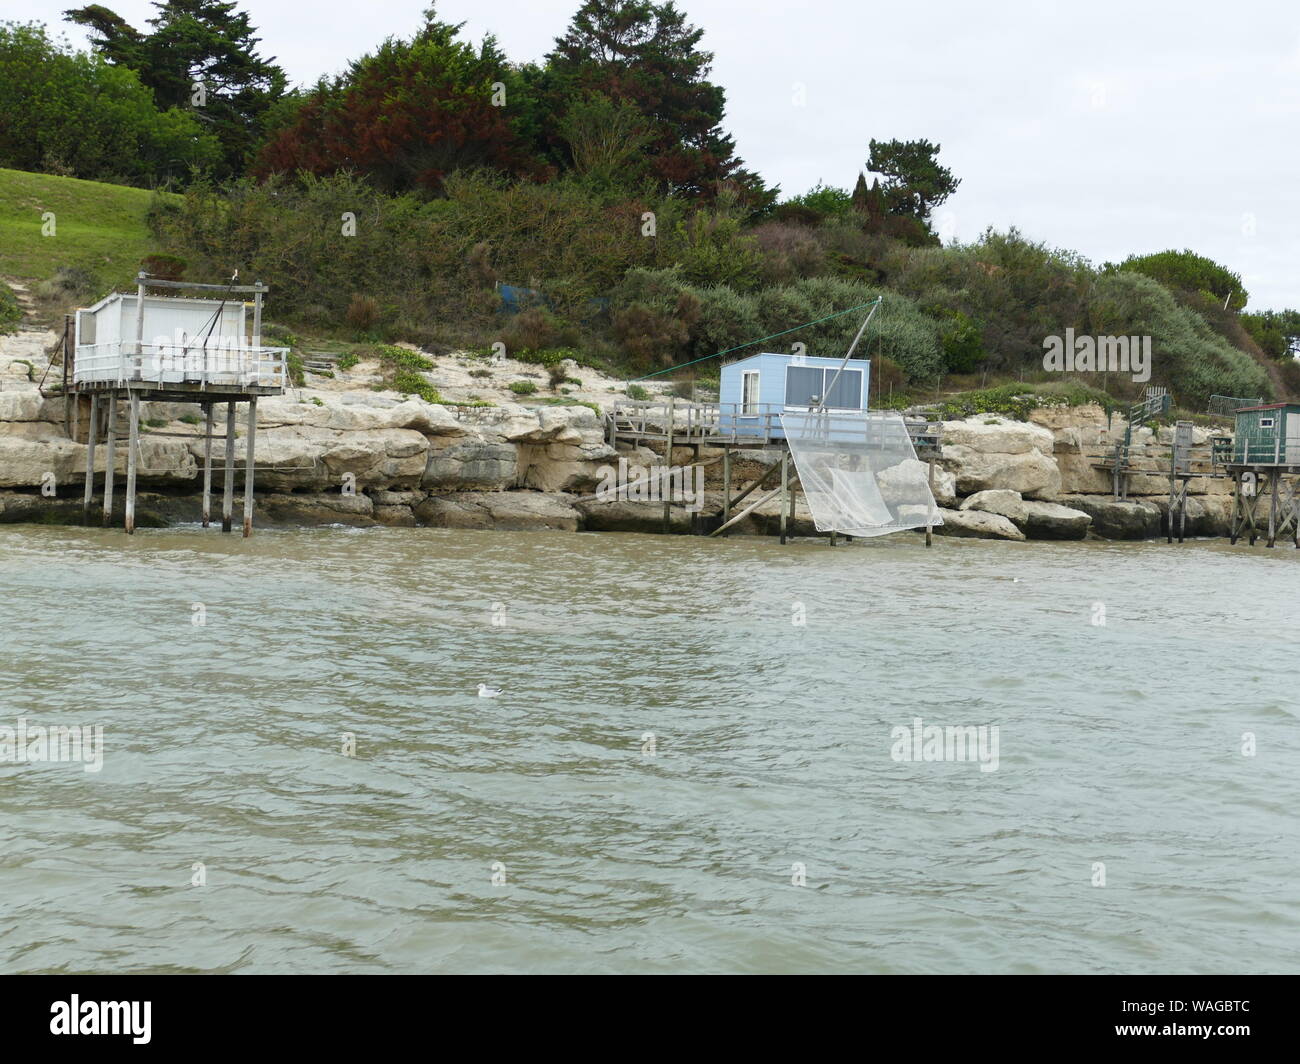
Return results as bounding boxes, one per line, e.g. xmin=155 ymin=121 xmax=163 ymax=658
xmin=0 ymin=524 xmax=1297 ymax=974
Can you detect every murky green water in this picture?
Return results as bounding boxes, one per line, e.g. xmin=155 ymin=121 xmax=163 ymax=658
xmin=1 ymin=524 xmax=1297 ymax=973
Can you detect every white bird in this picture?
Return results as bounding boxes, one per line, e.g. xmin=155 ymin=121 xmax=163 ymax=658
xmin=477 ymin=683 xmax=502 ymax=698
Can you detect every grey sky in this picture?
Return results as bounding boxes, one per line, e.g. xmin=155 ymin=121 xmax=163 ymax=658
xmin=28 ymin=0 xmax=1300 ymax=309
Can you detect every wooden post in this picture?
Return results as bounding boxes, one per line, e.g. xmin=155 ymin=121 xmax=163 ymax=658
xmin=1230 ymin=472 xmax=1241 ymax=545
xmin=222 ymin=401 xmax=237 ymax=533
xmin=1268 ymin=471 xmax=1278 ymax=548
xmin=102 ymin=392 xmax=117 ymax=526
xmin=722 ymin=449 xmax=732 ymax=525
xmin=134 ymin=273 xmax=147 ymax=369
xmin=201 ymin=402 xmax=214 ymax=528
xmin=82 ymin=394 xmax=98 ymax=519
xmin=242 ymin=397 xmax=257 ymax=537
xmin=124 ymin=391 xmax=140 ymax=535
xmin=779 ymin=450 xmax=789 ymax=545
xmin=252 ymin=283 xmax=264 ymax=347
xmin=1178 ymin=482 xmax=1187 ymax=543
xmin=663 ymin=397 xmax=674 ymax=534
xmin=926 ymin=457 xmax=936 ymax=548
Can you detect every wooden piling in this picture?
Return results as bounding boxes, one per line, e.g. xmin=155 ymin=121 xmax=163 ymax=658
xmin=925 ymin=457 xmax=936 ymax=548
xmin=1268 ymin=471 xmax=1278 ymax=548
xmin=201 ymin=402 xmax=214 ymax=528
xmin=722 ymin=449 xmax=732 ymax=525
xmin=222 ymin=401 xmax=236 ymax=533
xmin=662 ymin=397 xmax=674 ymax=534
xmin=124 ymin=391 xmax=140 ymax=535
xmin=82 ymin=394 xmax=98 ymax=518
xmin=242 ymin=397 xmax=257 ymax=537
xmin=102 ymin=392 xmax=117 ymax=526
xmin=779 ymin=450 xmax=789 ymax=545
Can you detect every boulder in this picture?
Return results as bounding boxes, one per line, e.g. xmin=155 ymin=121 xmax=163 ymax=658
xmin=413 ymin=491 xmax=582 ymax=531
xmin=939 ymin=417 xmax=1056 ymax=455
xmin=1019 ymin=500 xmax=1092 ymax=540
xmin=258 ymin=492 xmax=377 ymax=527
xmin=960 ymin=489 xmax=1028 ymax=524
xmin=931 ymin=507 xmax=1026 ymax=541
xmin=941 ymin=445 xmax=1062 ymax=499
xmin=573 ymin=497 xmax=700 ymax=534
xmin=1058 ymin=495 xmax=1162 ymax=539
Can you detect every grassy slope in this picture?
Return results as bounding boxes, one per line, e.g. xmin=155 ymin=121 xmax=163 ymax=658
xmin=0 ymin=167 xmax=173 ymax=290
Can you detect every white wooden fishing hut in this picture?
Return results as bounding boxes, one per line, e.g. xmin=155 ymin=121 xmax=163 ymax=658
xmin=70 ymin=272 xmax=287 ymax=535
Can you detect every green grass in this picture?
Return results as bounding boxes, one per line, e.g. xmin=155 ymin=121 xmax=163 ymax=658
xmin=0 ymin=167 xmax=175 ymax=290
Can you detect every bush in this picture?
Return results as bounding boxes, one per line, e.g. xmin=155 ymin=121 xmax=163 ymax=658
xmin=372 ymin=344 xmax=432 ymax=370
xmin=626 ymin=383 xmax=650 ymax=400
xmin=140 ymin=254 xmax=186 ymax=281
xmin=346 ymin=294 xmax=380 ymax=332
xmin=392 ymin=369 xmax=441 ymax=403
xmin=335 ymin=352 xmax=359 ymax=370
xmin=0 ymin=285 xmax=22 ymax=334
xmin=509 ymin=379 xmax=538 ymax=395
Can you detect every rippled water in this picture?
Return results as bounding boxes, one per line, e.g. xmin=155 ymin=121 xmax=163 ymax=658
xmin=1 ymin=524 xmax=1297 ymax=973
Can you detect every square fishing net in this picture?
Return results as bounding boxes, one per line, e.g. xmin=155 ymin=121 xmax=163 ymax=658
xmin=780 ymin=410 xmax=943 ymax=537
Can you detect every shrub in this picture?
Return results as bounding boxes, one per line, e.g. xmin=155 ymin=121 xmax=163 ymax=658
xmin=335 ymin=352 xmax=359 ymax=370
xmin=392 ymin=369 xmax=442 ymax=403
xmin=140 ymin=254 xmax=186 ymax=281
xmin=509 ymin=379 xmax=538 ymax=395
xmin=373 ymin=344 xmax=432 ymax=370
xmin=626 ymin=383 xmax=650 ymax=400
xmin=0 ymin=285 xmax=21 ymax=334
xmin=346 ymin=294 xmax=380 ymax=332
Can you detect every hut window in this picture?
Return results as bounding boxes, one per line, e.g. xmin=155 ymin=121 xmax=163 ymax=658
xmin=741 ymin=370 xmax=760 ymax=415
xmin=786 ymin=366 xmax=824 ymax=407
xmin=1260 ymin=417 xmax=1275 ymax=428
xmin=784 ymin=365 xmax=863 ymax=409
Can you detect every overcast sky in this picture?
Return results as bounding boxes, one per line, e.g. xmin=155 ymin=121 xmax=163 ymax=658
xmin=22 ymin=0 xmax=1300 ymax=309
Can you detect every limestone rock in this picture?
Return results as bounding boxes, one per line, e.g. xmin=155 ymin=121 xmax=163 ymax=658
xmin=932 ymin=507 xmax=1026 ymax=541
xmin=960 ymin=489 xmax=1028 ymax=524
xmin=1058 ymin=495 xmax=1161 ymax=539
xmin=414 ymin=491 xmax=582 ymax=531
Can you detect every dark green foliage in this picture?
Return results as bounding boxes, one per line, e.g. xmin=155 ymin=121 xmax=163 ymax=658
xmin=1108 ymin=249 xmax=1248 ymax=312
xmin=0 ymin=21 xmax=221 ymax=184
xmin=64 ymin=0 xmax=288 ymax=177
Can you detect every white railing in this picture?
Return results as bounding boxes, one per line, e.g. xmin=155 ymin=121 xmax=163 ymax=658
xmin=73 ymin=341 xmax=288 ymax=389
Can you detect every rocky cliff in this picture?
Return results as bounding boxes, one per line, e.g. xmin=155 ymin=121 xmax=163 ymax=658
xmin=0 ymin=328 xmax=1237 ymax=540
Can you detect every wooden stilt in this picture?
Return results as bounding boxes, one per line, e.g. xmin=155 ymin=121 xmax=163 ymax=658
xmin=124 ymin=391 xmax=140 ymax=534
xmin=102 ymin=392 xmax=117 ymax=526
xmin=201 ymin=402 xmax=214 ymax=528
xmin=926 ymin=457 xmax=936 ymax=548
xmin=222 ymin=401 xmax=236 ymax=533
xmin=722 ymin=449 xmax=731 ymax=525
xmin=779 ymin=450 xmax=789 ymax=545
xmin=708 ymin=484 xmax=784 ymax=538
xmin=1230 ymin=472 xmax=1241 ymax=545
xmin=662 ymin=397 xmax=674 ymax=534
xmin=242 ymin=397 xmax=257 ymax=537
xmin=82 ymin=394 xmax=98 ymax=519
xmin=1268 ymin=471 xmax=1278 ymax=548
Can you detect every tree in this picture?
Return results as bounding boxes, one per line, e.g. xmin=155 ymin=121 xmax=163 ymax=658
xmin=546 ymin=0 xmax=765 ymax=203
xmin=64 ymin=0 xmax=286 ymax=175
xmin=556 ymin=90 xmax=653 ymax=198
xmin=866 ymin=138 xmax=960 ymax=223
xmin=1109 ymin=249 xmax=1248 ymax=312
xmin=0 ymin=21 xmax=221 ymax=185
xmin=254 ymin=8 xmax=549 ymax=193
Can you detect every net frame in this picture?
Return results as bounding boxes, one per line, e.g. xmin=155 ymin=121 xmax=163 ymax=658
xmin=780 ymin=410 xmax=943 ymax=537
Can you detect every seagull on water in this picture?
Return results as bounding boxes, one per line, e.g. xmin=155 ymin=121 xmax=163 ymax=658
xmin=477 ymin=683 xmax=502 ymax=698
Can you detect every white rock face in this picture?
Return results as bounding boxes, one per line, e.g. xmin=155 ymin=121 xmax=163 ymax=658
xmin=939 ymin=417 xmax=1056 ymax=455
xmin=941 ymin=445 xmax=1062 ymax=499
